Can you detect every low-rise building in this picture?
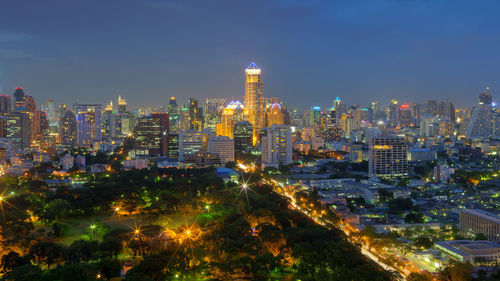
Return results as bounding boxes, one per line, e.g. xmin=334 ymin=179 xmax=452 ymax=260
xmin=460 ymin=209 xmax=500 ymax=242
xmin=435 ymin=240 xmax=500 ymax=265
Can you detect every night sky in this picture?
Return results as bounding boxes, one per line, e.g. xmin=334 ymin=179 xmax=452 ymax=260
xmin=1 ymin=0 xmax=500 ymax=109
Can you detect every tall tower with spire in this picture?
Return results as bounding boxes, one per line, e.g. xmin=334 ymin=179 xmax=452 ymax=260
xmin=244 ymin=61 xmax=263 ymax=145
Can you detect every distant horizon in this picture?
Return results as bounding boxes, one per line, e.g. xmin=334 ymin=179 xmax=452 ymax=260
xmin=0 ymin=77 xmax=493 ymax=112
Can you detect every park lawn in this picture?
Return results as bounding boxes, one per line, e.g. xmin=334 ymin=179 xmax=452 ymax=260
xmin=58 ymin=209 xmax=202 ymax=246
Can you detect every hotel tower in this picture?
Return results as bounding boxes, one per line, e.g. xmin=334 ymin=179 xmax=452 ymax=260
xmin=244 ymin=61 xmax=264 ymax=144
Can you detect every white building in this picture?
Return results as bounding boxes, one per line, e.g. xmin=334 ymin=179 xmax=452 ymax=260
xmin=208 ymin=135 xmax=234 ymax=164
xmin=261 ymin=125 xmax=292 ymax=168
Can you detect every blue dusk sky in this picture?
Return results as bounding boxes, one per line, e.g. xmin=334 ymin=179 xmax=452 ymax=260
xmin=1 ymin=0 xmax=500 ymax=109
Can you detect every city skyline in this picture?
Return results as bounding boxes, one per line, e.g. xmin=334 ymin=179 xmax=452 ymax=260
xmin=0 ymin=62 xmax=496 ymax=112
xmin=2 ymin=0 xmax=500 ymax=108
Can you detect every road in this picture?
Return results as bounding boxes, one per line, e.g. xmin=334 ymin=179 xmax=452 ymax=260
xmin=262 ymin=177 xmax=409 ymax=280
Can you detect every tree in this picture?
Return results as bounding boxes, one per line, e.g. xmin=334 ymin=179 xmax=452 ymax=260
xmin=278 ymin=164 xmax=290 ymax=174
xmin=474 ymin=233 xmax=488 ymax=241
xmin=52 ymin=221 xmax=70 ymax=238
xmin=39 ymin=263 xmax=99 ymax=281
xmin=29 ymin=241 xmax=63 ymax=268
xmin=98 ymin=257 xmax=122 ymax=279
xmin=414 ymin=236 xmax=433 ymax=249
xmin=387 ymin=198 xmax=413 ymax=214
xmin=224 ymin=161 xmax=236 ymax=169
xmin=43 ymin=199 xmax=71 ymax=222
xmin=1 ymin=264 xmax=41 ymax=281
xmin=99 ymin=236 xmax=123 ymax=258
xmin=439 ymin=262 xmax=473 ymax=281
xmin=1 ymin=251 xmax=28 ymax=273
xmin=65 ymin=239 xmax=99 ymax=264
xmin=405 ymin=212 xmax=425 ymax=224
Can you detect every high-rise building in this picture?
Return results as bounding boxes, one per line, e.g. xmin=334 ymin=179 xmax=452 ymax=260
xmin=0 ymin=95 xmax=12 ymax=113
xmin=479 ymin=88 xmax=493 ymax=106
xmin=265 ymin=103 xmax=286 ymax=127
xmin=261 ymin=125 xmax=292 ymax=168
xmin=369 ymin=137 xmax=408 ymax=177
xmin=133 ymin=115 xmax=167 ymax=156
xmin=244 ymin=61 xmax=264 ymax=145
xmin=216 ymin=100 xmax=245 ymax=138
xmin=167 ymin=97 xmax=179 ymax=134
xmin=103 ymin=101 xmax=117 ymax=139
xmin=60 ymin=110 xmax=76 ymax=147
xmin=307 ymin=106 xmax=321 ymax=127
xmin=167 ymin=133 xmax=179 ymax=160
xmin=152 ymin=112 xmax=169 ymax=156
xmin=398 ymin=104 xmax=412 ymax=128
xmin=13 ymin=88 xmax=26 ymax=111
xmin=389 ymin=100 xmax=399 ymax=128
xmin=204 ymin=97 xmax=227 ymax=131
xmin=205 ymin=97 xmax=227 ymax=116
xmin=118 ymin=96 xmax=127 ymax=113
xmin=76 ymin=104 xmax=102 ymax=147
xmin=427 ymin=100 xmax=439 ymax=116
xmin=208 ymin=135 xmax=234 ymax=164
xmin=233 ymin=121 xmax=253 ymax=153
xmin=179 ymin=105 xmax=190 ymax=131
xmin=467 ymin=90 xmax=495 ymax=139
xmin=460 ymin=209 xmax=500 ymax=242
xmin=178 ymin=129 xmax=210 ymax=162
xmin=4 ymin=112 xmax=30 ymax=149
xmin=188 ymin=98 xmax=203 ymax=130
xmin=438 ymin=101 xmax=455 ymax=122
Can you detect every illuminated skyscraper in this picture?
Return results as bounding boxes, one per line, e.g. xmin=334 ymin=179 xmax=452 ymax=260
xmin=307 ymin=106 xmax=321 ymax=127
xmin=179 ymin=105 xmax=190 ymax=131
xmin=103 ymin=101 xmax=117 ymax=139
xmin=4 ymin=112 xmax=30 ymax=149
xmin=216 ymin=100 xmax=245 ymax=138
xmin=261 ymin=125 xmax=292 ymax=168
xmin=60 ymin=110 xmax=76 ymax=147
xmin=265 ymin=103 xmax=286 ymax=127
xmin=188 ymin=98 xmax=203 ymax=130
xmin=76 ymin=104 xmax=102 ymax=147
xmin=205 ymin=97 xmax=227 ymax=116
xmin=118 ymin=96 xmax=127 ymax=113
xmin=389 ymin=100 xmax=399 ymax=128
xmin=134 ymin=114 xmax=168 ymax=156
xmin=398 ymin=104 xmax=412 ymax=128
xmin=244 ymin=61 xmax=263 ymax=144
xmin=167 ymin=97 xmax=179 ymax=133
xmin=204 ymin=97 xmax=227 ymax=131
xmin=234 ymin=121 xmax=253 ymax=152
